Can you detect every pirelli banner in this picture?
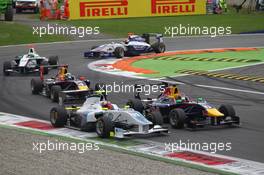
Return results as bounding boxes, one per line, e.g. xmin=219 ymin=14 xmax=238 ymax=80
xmin=69 ymin=0 xmax=206 ymax=20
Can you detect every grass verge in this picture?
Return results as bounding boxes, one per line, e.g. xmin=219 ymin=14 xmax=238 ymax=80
xmin=0 ymin=22 xmax=69 ymax=46
xmin=132 ymin=48 xmax=264 ymax=78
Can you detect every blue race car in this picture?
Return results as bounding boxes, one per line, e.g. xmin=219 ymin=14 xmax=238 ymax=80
xmin=84 ymin=33 xmax=166 ymax=59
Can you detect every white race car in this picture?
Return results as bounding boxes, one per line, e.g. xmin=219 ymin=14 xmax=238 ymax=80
xmin=84 ymin=33 xmax=166 ymax=59
xmin=3 ymin=48 xmax=59 ymax=76
xmin=50 ymin=91 xmax=168 ymax=138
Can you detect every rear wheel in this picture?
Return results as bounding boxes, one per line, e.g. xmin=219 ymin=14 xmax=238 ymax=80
xmin=169 ymin=109 xmax=186 ymax=129
xmin=31 ymin=78 xmax=43 ymax=94
xmin=3 ymin=61 xmax=12 ymax=76
xmin=152 ymin=42 xmax=166 ymax=53
xmin=5 ymin=6 xmax=13 ymax=21
xmin=96 ymin=116 xmax=113 ymax=138
xmin=50 ymin=107 xmax=67 ymax=127
xmin=50 ymin=85 xmax=62 ymax=102
xmin=48 ymin=56 xmax=59 ymax=68
xmin=127 ymin=99 xmax=144 ymax=114
xmin=114 ymin=47 xmax=125 ymax=58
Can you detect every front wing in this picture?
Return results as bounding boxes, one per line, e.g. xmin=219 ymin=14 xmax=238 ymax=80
xmin=84 ymin=51 xmax=115 ymax=58
xmin=113 ymin=125 xmax=169 ymax=138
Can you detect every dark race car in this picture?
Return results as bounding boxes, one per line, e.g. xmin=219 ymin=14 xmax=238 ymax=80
xmin=30 ymin=65 xmax=93 ymax=102
xmin=127 ymin=84 xmax=240 ymax=130
xmin=84 ymin=33 xmax=166 ymax=59
xmin=3 ymin=48 xmax=59 ymax=76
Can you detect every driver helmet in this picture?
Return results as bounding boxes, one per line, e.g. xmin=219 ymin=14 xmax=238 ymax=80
xmin=163 ymin=85 xmax=181 ymax=99
xmin=65 ymin=73 xmax=75 ymax=80
xmin=101 ymin=101 xmax=113 ymax=110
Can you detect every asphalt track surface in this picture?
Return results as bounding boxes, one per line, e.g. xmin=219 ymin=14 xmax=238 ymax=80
xmin=0 ymin=35 xmax=264 ymax=163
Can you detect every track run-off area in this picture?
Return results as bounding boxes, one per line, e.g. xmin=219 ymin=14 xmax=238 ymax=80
xmin=1 ymin=34 xmax=264 ymax=169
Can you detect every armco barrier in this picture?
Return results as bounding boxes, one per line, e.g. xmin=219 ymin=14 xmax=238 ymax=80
xmin=69 ymin=0 xmax=206 ymax=20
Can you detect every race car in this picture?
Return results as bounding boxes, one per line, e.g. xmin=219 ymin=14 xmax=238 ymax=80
xmin=84 ymin=33 xmax=166 ymax=59
xmin=50 ymin=92 xmax=168 ymax=138
xmin=127 ymin=84 xmax=240 ymax=130
xmin=30 ymin=65 xmax=92 ymax=102
xmin=3 ymin=48 xmax=59 ymax=76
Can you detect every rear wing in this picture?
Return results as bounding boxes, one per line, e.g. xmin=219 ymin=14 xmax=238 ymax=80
xmin=39 ymin=64 xmax=68 ymax=80
xmin=58 ymin=90 xmax=107 ymax=106
xmin=58 ymin=90 xmax=93 ymax=106
xmin=142 ymin=33 xmax=163 ymax=44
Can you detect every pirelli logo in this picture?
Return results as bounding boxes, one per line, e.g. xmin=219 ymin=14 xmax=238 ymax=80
xmin=80 ymin=0 xmax=128 ymax=17
xmin=151 ymin=0 xmax=196 ymax=14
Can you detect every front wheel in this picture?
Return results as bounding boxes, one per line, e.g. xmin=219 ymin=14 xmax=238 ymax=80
xmin=114 ymin=47 xmax=125 ymax=58
xmin=50 ymin=107 xmax=67 ymax=127
xmin=96 ymin=116 xmax=113 ymax=138
xmin=3 ymin=61 xmax=12 ymax=76
xmin=219 ymin=104 xmax=239 ymax=125
xmin=147 ymin=111 xmax=163 ymax=126
xmin=169 ymin=109 xmax=186 ymax=129
xmin=219 ymin=104 xmax=236 ymax=117
xmin=31 ymin=78 xmax=43 ymax=94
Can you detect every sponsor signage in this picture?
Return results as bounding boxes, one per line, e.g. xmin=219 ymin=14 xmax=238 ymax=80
xmin=69 ymin=0 xmax=206 ymax=20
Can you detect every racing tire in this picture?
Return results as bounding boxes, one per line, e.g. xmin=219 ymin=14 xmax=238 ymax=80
xmin=147 ymin=111 xmax=163 ymax=126
xmin=96 ymin=116 xmax=113 ymax=138
xmin=3 ymin=61 xmax=12 ymax=76
xmin=50 ymin=107 xmax=67 ymax=127
xmin=48 ymin=56 xmax=59 ymax=68
xmin=152 ymin=42 xmax=166 ymax=53
xmin=50 ymin=85 xmax=62 ymax=102
xmin=169 ymin=109 xmax=186 ymax=129
xmin=127 ymin=99 xmax=144 ymax=114
xmin=219 ymin=104 xmax=236 ymax=117
xmin=31 ymin=78 xmax=43 ymax=94
xmin=40 ymin=60 xmax=49 ymax=75
xmin=5 ymin=6 xmax=13 ymax=21
xmin=114 ymin=47 xmax=125 ymax=58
